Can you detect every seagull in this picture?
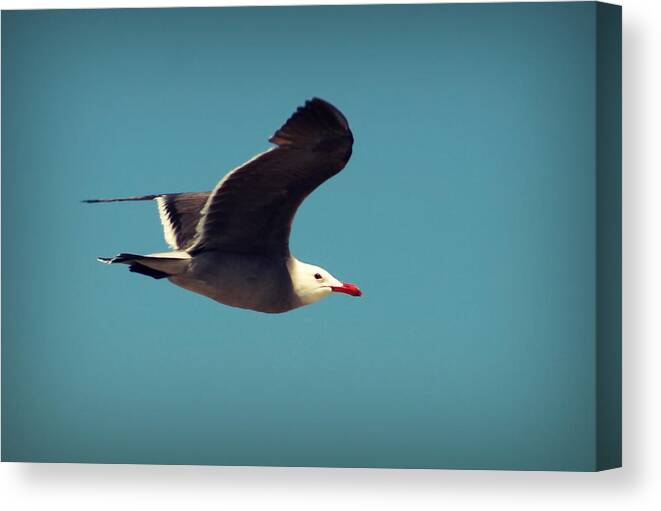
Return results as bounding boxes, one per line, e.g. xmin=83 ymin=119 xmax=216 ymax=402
xmin=86 ymin=98 xmax=362 ymax=313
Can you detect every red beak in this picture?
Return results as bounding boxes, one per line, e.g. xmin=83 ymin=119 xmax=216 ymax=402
xmin=330 ymin=283 xmax=362 ymax=297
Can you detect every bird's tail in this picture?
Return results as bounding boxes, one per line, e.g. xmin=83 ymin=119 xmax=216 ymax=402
xmin=98 ymin=252 xmax=190 ymax=280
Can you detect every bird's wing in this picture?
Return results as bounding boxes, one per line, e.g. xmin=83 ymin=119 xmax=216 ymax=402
xmin=155 ymin=192 xmax=211 ymax=250
xmin=83 ymin=192 xmax=211 ymax=250
xmin=188 ymin=98 xmax=354 ymax=256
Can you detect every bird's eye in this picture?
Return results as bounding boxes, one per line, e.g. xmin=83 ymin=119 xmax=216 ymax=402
xmin=314 ymin=273 xmax=323 ymax=280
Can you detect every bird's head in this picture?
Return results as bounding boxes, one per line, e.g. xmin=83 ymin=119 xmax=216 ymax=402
xmin=288 ymin=259 xmax=362 ymax=306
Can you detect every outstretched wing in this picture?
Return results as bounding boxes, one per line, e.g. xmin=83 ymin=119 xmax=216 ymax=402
xmin=188 ymin=98 xmax=354 ymax=256
xmin=84 ymin=192 xmax=211 ymax=250
xmin=155 ymin=192 xmax=211 ymax=250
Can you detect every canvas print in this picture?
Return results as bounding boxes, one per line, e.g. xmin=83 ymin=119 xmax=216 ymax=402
xmin=1 ymin=2 xmax=621 ymax=471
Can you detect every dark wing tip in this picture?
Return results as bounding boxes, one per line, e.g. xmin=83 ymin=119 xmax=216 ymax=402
xmin=269 ymin=98 xmax=353 ymax=153
xmin=82 ymin=194 xmax=162 ymax=204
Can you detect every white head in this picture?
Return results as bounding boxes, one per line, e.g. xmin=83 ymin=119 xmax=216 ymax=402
xmin=287 ymin=258 xmax=362 ymax=307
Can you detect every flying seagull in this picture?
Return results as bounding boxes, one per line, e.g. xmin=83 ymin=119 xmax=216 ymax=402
xmin=86 ymin=98 xmax=362 ymax=313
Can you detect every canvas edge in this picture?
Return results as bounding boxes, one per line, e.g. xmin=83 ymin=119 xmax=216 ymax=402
xmin=595 ymin=1 xmax=622 ymax=472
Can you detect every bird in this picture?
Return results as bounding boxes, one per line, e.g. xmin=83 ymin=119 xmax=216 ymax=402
xmin=86 ymin=98 xmax=362 ymax=313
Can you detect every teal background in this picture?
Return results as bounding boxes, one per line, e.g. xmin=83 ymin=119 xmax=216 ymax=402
xmin=2 ymin=3 xmax=605 ymax=470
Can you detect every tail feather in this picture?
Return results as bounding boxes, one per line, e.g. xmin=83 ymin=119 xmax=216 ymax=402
xmin=128 ymin=263 xmax=170 ymax=280
xmin=98 ymin=252 xmax=189 ymax=280
xmin=97 ymin=253 xmax=144 ymax=264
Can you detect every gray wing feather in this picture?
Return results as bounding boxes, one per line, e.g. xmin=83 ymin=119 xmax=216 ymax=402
xmin=189 ymin=98 xmax=353 ymax=256
xmin=84 ymin=192 xmax=210 ymax=250
xmin=156 ymin=192 xmax=211 ymax=250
